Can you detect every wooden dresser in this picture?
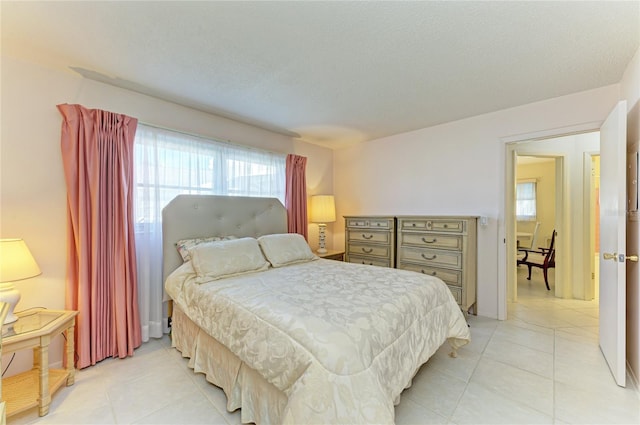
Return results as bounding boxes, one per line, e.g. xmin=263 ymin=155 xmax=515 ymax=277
xmin=396 ymin=216 xmax=478 ymax=314
xmin=344 ymin=216 xmax=396 ymax=268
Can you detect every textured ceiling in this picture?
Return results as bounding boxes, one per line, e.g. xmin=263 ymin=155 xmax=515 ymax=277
xmin=2 ymin=1 xmax=639 ymax=149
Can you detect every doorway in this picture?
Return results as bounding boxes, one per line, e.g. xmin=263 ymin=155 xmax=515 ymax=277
xmin=515 ymin=155 xmax=558 ymax=299
xmin=505 ymin=131 xmax=600 ymax=308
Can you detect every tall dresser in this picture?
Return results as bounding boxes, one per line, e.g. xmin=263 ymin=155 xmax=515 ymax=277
xmin=344 ymin=216 xmax=396 ymax=268
xmin=396 ymin=216 xmax=478 ymax=314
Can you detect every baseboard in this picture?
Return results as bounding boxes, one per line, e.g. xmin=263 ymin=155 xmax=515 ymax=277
xmin=50 ymin=360 xmax=63 ymax=370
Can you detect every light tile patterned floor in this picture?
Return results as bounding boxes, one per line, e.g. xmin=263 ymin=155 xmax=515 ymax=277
xmin=8 ymin=266 xmax=640 ymax=424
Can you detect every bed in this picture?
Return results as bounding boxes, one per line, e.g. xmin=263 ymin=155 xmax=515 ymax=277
xmin=162 ymin=195 xmax=471 ymax=424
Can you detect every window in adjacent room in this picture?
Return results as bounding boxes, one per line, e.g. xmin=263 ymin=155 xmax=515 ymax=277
xmin=516 ymin=179 xmax=537 ymax=221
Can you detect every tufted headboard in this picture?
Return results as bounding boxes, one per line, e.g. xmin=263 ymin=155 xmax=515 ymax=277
xmin=162 ymin=195 xmax=288 ymax=283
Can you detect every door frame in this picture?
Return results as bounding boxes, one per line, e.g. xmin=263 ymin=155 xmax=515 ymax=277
xmin=583 ymin=152 xmax=600 ymax=301
xmin=500 ymin=121 xmax=602 ymax=319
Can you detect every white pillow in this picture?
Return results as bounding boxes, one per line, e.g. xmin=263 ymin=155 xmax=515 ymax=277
xmin=176 ymin=235 xmax=237 ymax=262
xmin=189 ymin=237 xmax=269 ymax=283
xmin=258 ymin=233 xmax=317 ymax=268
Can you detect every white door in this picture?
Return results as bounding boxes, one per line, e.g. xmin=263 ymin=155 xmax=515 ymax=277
xmin=599 ymin=100 xmax=627 ymax=387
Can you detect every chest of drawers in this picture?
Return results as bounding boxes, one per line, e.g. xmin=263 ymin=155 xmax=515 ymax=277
xmin=344 ymin=216 xmax=396 ymax=268
xmin=396 ymin=216 xmax=477 ymax=313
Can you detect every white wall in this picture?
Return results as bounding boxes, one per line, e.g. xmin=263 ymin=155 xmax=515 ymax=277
xmin=333 ymin=85 xmax=620 ymax=319
xmin=0 ymin=55 xmax=333 ymax=374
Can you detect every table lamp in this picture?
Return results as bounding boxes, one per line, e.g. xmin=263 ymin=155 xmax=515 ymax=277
xmin=0 ymin=239 xmax=41 ymax=324
xmin=310 ymin=195 xmax=336 ymax=254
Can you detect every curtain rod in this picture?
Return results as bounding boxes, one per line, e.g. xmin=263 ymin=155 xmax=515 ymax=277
xmin=138 ymin=121 xmax=287 ymax=157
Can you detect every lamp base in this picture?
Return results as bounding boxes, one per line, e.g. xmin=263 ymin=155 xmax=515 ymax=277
xmin=0 ymin=282 xmax=21 ymax=324
xmin=317 ymin=223 xmax=328 ymax=255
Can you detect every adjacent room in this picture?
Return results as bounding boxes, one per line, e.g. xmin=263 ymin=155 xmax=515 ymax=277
xmin=1 ymin=1 xmax=639 ymax=424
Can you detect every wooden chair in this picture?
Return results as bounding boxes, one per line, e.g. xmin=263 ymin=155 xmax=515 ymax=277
xmin=517 ymin=230 xmax=556 ymax=290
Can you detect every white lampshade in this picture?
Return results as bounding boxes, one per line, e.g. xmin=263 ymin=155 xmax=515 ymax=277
xmin=1 ymin=239 xmax=41 ymax=282
xmin=0 ymin=238 xmax=41 ymax=324
xmin=310 ymin=195 xmax=336 ymax=223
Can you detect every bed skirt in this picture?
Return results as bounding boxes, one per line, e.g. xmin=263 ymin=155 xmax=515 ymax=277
xmin=171 ymin=305 xmax=288 ymax=424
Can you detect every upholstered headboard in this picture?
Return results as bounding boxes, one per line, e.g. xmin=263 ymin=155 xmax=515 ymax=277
xmin=162 ymin=195 xmax=288 ymax=282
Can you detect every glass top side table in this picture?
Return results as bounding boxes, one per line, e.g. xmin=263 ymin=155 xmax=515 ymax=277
xmin=2 ymin=310 xmax=64 ymax=338
xmin=1 ymin=309 xmax=78 ymax=418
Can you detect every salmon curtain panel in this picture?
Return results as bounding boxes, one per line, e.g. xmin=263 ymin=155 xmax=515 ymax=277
xmin=285 ymin=154 xmax=308 ymax=240
xmin=58 ymin=103 xmax=142 ymax=368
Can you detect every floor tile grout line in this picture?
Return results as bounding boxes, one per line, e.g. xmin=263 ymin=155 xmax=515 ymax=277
xmin=444 ymin=319 xmax=498 ymax=424
xmin=489 ymin=330 xmax=555 ymax=356
xmin=464 ymin=322 xmax=555 ymax=421
xmin=186 ymin=364 xmax=238 ymax=424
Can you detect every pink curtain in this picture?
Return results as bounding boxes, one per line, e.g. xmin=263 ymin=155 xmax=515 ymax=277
xmin=58 ymin=104 xmax=141 ymax=368
xmin=285 ymin=154 xmax=308 ymax=240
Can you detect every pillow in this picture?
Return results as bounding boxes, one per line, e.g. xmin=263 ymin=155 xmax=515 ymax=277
xmin=189 ymin=237 xmax=269 ymax=283
xmin=176 ymin=235 xmax=237 ymax=262
xmin=258 ymin=233 xmax=317 ymax=268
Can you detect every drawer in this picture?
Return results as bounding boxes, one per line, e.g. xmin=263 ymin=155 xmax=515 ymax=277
xmin=399 ymin=219 xmax=465 ymax=233
xmin=431 ymin=219 xmax=465 ymax=233
xmin=348 ymin=230 xmax=390 ymax=244
xmin=398 ymin=263 xmax=462 ymax=286
xmin=347 ymin=255 xmax=390 ymax=268
xmin=399 ymin=247 xmax=462 ymax=269
xmin=368 ymin=218 xmax=391 ymax=229
xmin=400 ymin=233 xmax=462 ymax=251
xmin=348 ymin=243 xmax=389 ymax=258
xmin=447 ymin=285 xmax=462 ymax=305
xmin=346 ymin=218 xmax=369 ymax=228
xmin=400 ymin=219 xmax=429 ymax=230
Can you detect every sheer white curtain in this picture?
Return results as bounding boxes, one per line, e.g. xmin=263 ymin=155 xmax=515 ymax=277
xmin=134 ymin=124 xmax=285 ymax=341
xmin=516 ymin=179 xmax=537 ymax=221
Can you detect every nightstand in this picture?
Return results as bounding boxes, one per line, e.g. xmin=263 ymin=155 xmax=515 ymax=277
xmin=1 ymin=309 xmax=78 ymax=418
xmin=317 ymin=249 xmax=345 ymax=261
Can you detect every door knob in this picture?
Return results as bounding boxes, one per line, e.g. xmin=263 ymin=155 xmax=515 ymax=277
xmin=626 ymin=255 xmax=639 ymax=262
xmin=603 ymin=252 xmax=618 ymax=260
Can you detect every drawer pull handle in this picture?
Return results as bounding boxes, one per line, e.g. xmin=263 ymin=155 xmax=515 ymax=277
xmin=444 ymin=224 xmax=448 ymax=228
xmin=362 ymin=234 xmax=373 ymax=239
xmin=412 ymin=223 xmax=416 ymax=227
xmin=421 ymin=253 xmax=437 ymax=260
xmin=362 ymin=248 xmax=373 ymax=253
xmin=422 ymin=238 xmax=437 ymax=244
xmin=421 ymin=270 xmax=437 ymax=276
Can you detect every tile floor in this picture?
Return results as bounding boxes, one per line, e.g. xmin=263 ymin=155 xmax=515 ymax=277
xmin=7 ymin=266 xmax=640 ymax=424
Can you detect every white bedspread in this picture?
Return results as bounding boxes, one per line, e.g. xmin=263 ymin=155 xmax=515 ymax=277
xmin=166 ymin=259 xmax=470 ymax=424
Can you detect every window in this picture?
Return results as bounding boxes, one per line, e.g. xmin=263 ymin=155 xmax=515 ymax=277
xmin=134 ymin=124 xmax=286 ymax=226
xmin=516 ymin=180 xmax=537 ymax=221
